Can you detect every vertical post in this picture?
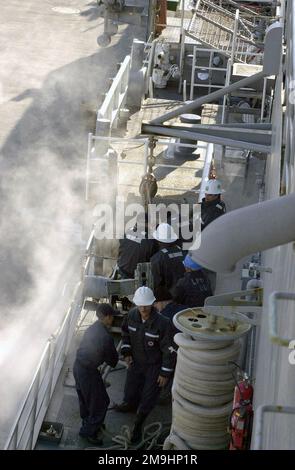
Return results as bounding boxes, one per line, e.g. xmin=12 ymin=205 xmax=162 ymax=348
xmin=109 ymin=148 xmax=118 ymax=215
xmin=208 ymin=50 xmax=214 ymax=94
xmin=231 ymin=9 xmax=239 ymax=63
xmin=148 ymin=0 xmax=157 ymax=40
xmin=180 ymin=0 xmax=185 ymax=32
xmin=96 ymin=118 xmax=111 ymax=149
xmin=47 ymin=335 xmax=57 ymax=402
xmin=221 ymin=58 xmax=232 ymax=124
xmin=65 ymin=288 xmax=83 ymax=354
xmin=85 ymin=133 xmax=93 ymax=202
xmin=178 ymin=28 xmax=186 ymax=94
xmin=149 ymin=76 xmax=154 ymax=98
xmin=30 ymin=368 xmax=42 ymax=449
xmin=92 ymin=120 xmax=111 ymax=206
xmin=104 ymin=7 xmax=110 ymax=36
xmin=178 ymin=0 xmax=185 ymax=93
xmin=260 ymin=77 xmax=267 ymax=121
xmin=198 ymin=143 xmax=214 ymax=203
xmin=183 ymin=79 xmax=187 ymax=102
xmin=114 ymin=80 xmax=121 ymax=129
xmin=146 ymin=39 xmax=157 ymax=94
xmin=143 ymin=139 xmax=149 ymax=174
xmin=128 ymin=39 xmax=145 ymax=109
xmin=190 ymin=46 xmax=197 ymax=100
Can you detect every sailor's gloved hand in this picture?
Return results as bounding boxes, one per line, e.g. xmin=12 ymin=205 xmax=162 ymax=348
xmin=157 ymin=375 xmax=169 ymax=388
xmin=124 ymin=355 xmax=133 ymax=367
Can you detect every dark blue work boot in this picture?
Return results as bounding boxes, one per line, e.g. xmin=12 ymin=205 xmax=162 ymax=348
xmin=86 ymin=435 xmax=103 ymax=446
xmin=130 ymin=412 xmax=148 ymax=444
xmin=114 ymin=402 xmax=137 ymax=413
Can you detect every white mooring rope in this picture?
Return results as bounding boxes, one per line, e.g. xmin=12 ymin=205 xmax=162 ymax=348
xmin=164 ymin=332 xmax=240 ymax=450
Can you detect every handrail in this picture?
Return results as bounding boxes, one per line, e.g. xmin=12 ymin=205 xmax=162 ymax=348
xmin=253 ymin=405 xmax=295 ymax=450
xmin=96 ymin=55 xmax=131 ymax=130
xmin=4 ymin=282 xmax=83 ymax=449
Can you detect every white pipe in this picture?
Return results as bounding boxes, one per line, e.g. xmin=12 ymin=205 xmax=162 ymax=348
xmin=191 ymin=193 xmax=295 ymax=273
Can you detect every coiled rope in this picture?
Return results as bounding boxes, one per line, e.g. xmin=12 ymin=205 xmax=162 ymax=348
xmin=86 ymin=421 xmax=171 ymax=450
xmin=164 ymin=332 xmax=240 ymax=450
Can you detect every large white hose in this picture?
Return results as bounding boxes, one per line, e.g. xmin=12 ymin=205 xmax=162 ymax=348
xmin=165 ymin=332 xmax=240 ymax=450
xmin=191 ymin=192 xmax=295 ymax=273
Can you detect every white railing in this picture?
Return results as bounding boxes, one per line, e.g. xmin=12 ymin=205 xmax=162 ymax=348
xmin=4 ymin=283 xmax=83 ymax=450
xmin=85 ymin=134 xmax=149 ymax=202
xmin=86 ymin=134 xmax=212 ymax=199
xmin=96 ymin=55 xmax=131 ymax=131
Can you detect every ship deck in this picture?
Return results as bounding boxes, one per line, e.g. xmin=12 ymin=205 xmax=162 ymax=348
xmin=37 ymin=89 xmax=265 ymax=449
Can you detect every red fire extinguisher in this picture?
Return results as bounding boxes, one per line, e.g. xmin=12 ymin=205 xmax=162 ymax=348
xmin=229 ymin=364 xmax=254 ymax=450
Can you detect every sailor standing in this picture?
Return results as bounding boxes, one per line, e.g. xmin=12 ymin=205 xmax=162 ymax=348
xmin=201 ymin=179 xmax=226 ymax=231
xmin=200 ymin=180 xmax=226 ymax=292
xmin=73 ymin=303 xmax=119 ymax=445
xmin=172 ymin=254 xmax=212 ymax=307
xmin=150 ymin=223 xmax=185 ymax=301
xmin=115 ymin=287 xmax=176 ymax=443
xmin=117 ymin=213 xmax=157 ymax=279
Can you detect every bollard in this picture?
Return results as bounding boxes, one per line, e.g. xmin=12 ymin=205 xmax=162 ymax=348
xmin=174 ymin=114 xmax=201 ymax=159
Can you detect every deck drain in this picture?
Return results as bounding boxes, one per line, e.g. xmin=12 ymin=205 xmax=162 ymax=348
xmin=52 ymin=7 xmax=80 ymax=15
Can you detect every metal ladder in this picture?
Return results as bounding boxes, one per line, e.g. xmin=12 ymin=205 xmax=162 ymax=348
xmin=186 ymin=0 xmax=264 ymax=64
xmin=189 ymin=46 xmax=231 ymax=99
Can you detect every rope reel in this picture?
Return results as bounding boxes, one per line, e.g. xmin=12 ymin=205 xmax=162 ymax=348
xmin=173 ymin=307 xmax=252 ymax=342
xmin=164 ymin=306 xmax=253 ymax=450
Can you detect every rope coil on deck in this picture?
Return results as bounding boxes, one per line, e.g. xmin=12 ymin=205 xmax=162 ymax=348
xmin=164 ymin=332 xmax=241 ymax=450
xmin=86 ymin=422 xmax=171 ymax=450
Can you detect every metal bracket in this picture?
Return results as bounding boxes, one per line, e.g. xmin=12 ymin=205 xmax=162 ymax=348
xmin=82 ymin=262 xmax=153 ymax=300
xmin=269 ymin=291 xmax=295 ymax=347
xmin=253 ymin=405 xmax=295 ymax=450
xmin=203 ymin=288 xmax=263 ymax=326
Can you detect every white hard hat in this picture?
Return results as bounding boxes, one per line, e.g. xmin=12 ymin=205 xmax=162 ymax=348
xmin=204 ymin=179 xmax=224 ymax=195
xmin=152 ymin=223 xmax=178 ymax=243
xmin=133 ymin=287 xmax=156 ymax=306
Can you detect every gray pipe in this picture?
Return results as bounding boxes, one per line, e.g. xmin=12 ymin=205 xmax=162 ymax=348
xmin=191 ymin=193 xmax=295 ymax=273
xmin=142 ymin=124 xmax=271 ymax=153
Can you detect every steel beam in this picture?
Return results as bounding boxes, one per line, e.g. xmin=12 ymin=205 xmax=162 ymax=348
xmin=142 ymin=123 xmax=271 ymax=153
xmin=149 ymin=71 xmax=266 ymax=125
